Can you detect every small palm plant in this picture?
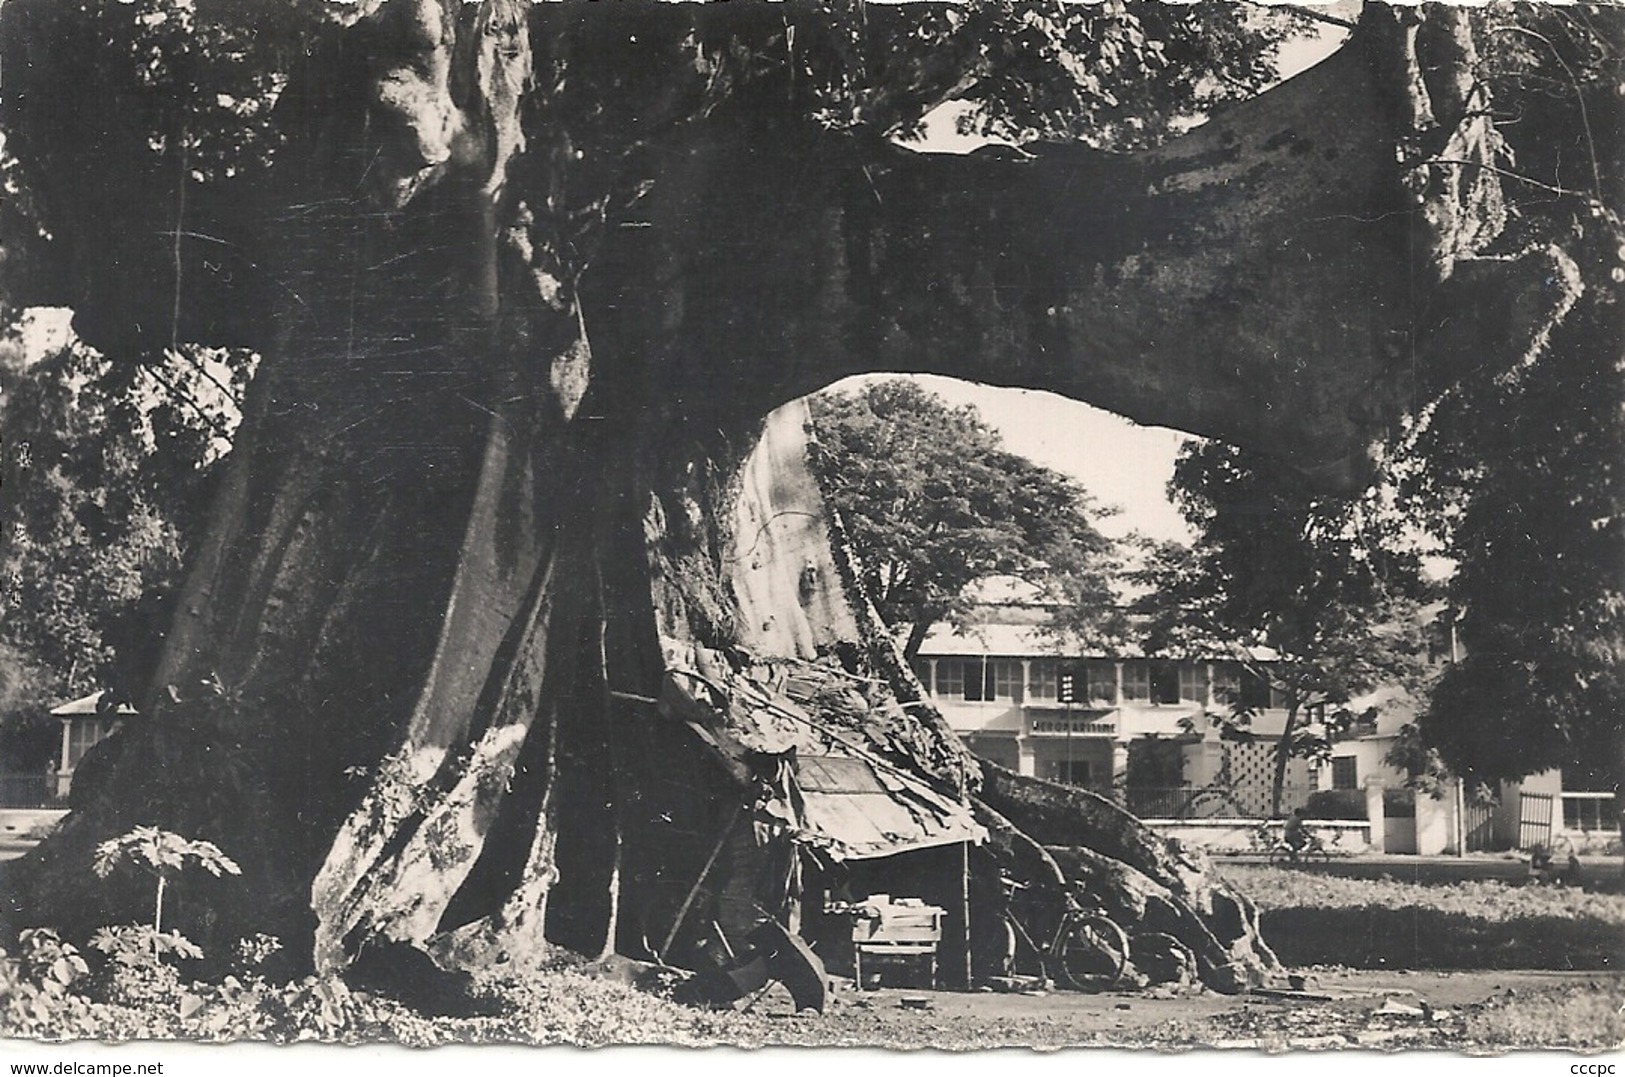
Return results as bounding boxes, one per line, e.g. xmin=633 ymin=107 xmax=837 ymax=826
xmin=92 ymin=826 xmax=241 ymax=962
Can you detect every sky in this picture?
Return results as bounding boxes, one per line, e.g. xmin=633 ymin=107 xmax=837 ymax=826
xmin=824 ymin=373 xmax=1196 ymax=545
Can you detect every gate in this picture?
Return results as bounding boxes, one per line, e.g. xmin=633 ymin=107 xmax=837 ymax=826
xmin=1518 ymin=791 xmax=1555 ymax=849
xmin=1462 ymin=798 xmax=1496 ymax=852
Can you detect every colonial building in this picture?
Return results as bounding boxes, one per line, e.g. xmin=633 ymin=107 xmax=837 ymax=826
xmin=911 ymin=620 xmax=1324 ymax=814
xmin=913 ymin=590 xmax=1616 ymax=855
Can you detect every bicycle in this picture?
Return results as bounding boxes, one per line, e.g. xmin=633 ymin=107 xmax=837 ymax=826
xmin=998 ymin=875 xmax=1130 ymax=990
xmin=1260 ymin=823 xmax=1332 ymax=867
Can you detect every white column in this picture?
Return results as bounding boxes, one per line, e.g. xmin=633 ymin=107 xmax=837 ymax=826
xmin=1452 ymin=777 xmax=1466 ymax=857
xmin=926 ymin=658 xmax=938 ymax=699
xmin=1020 ymin=659 xmax=1031 ymax=707
xmin=1111 ymin=741 xmax=1131 ymax=794
xmin=1365 ymin=776 xmax=1387 ymax=853
xmin=1017 ymin=737 xmax=1037 ymax=778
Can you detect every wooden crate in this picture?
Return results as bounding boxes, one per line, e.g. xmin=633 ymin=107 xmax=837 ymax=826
xmin=851 ymin=899 xmax=943 ymax=989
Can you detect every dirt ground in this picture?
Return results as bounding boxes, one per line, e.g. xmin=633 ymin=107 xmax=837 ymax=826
xmin=722 ymin=969 xmax=1625 ymax=1051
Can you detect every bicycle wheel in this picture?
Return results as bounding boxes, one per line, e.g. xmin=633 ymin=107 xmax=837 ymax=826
xmin=1055 ymin=914 xmax=1129 ymax=989
xmin=1267 ymin=843 xmax=1290 ymax=868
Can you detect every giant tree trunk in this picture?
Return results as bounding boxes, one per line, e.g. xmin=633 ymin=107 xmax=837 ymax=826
xmin=0 ymin=2 xmax=1576 ymax=988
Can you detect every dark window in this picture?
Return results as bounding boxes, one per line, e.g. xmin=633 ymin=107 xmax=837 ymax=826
xmin=1122 ymin=662 xmax=1150 ymax=701
xmin=1150 ymin=662 xmax=1180 ymax=705
xmin=1178 ymin=663 xmax=1207 ymax=703
xmin=964 ymin=660 xmax=987 ymax=702
xmin=1085 ymin=660 xmax=1118 ymax=704
xmin=989 ymin=660 xmax=1023 ymax=703
xmin=1030 ymin=661 xmax=1058 ymax=701
xmin=1240 ymin=671 xmax=1273 ymax=710
xmin=1051 ymin=759 xmax=1093 ymax=787
xmin=1331 ymin=757 xmax=1358 ymax=790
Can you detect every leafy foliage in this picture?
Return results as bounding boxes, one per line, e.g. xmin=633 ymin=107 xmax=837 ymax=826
xmin=1384 ymin=7 xmax=1624 ymax=791
xmin=807 ymin=379 xmax=1120 ymax=656
xmin=738 ymin=0 xmax=1305 ymax=146
xmin=1403 ymin=280 xmax=1624 ymax=788
xmin=90 ymin=925 xmax=205 ymax=965
xmin=15 ymin=929 xmax=89 ymax=997
xmin=93 ymin=825 xmax=242 ymax=883
xmin=0 ymin=337 xmax=249 ymax=763
xmin=1139 ymin=441 xmax=1431 ymax=812
xmin=91 ymin=825 xmax=241 ymax=974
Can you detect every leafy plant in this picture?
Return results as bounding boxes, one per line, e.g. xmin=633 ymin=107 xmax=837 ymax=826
xmin=86 ymin=925 xmax=201 ymax=1008
xmin=91 ymin=826 xmax=240 ymax=961
xmin=15 ymin=928 xmax=89 ymax=997
xmin=234 ymin=933 xmax=282 ymax=972
xmin=90 ymin=925 xmax=205 ymax=966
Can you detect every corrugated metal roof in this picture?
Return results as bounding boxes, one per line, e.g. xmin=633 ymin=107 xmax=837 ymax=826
xmin=794 ymin=753 xmax=983 ymax=861
xmin=917 ymin=623 xmax=1137 ymax=659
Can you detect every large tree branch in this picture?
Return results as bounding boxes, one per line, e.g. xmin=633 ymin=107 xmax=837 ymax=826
xmin=590 ymin=8 xmax=1565 ymax=492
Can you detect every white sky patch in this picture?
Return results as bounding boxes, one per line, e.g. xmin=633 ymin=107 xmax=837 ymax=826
xmin=822 ymin=373 xmax=1195 ymax=547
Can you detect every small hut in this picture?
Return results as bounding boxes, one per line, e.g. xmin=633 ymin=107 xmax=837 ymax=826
xmin=49 ymin=691 xmax=134 ymax=798
xmin=647 ymin=651 xmax=984 ymax=986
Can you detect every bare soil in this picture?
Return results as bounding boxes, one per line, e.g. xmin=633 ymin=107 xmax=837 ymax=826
xmin=718 ymin=969 xmax=1625 ymax=1051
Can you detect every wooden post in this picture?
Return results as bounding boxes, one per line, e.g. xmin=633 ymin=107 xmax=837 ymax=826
xmin=660 ymin=802 xmax=742 ymax=959
xmin=959 ymin=840 xmax=972 ymax=990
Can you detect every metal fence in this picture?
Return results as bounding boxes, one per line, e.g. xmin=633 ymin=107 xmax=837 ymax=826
xmin=0 ymin=773 xmax=66 ymax=809
xmin=1463 ymin=798 xmax=1497 ymax=851
xmin=1121 ymin=784 xmax=1323 ymax=820
xmin=1519 ymin=790 xmax=1555 ymax=850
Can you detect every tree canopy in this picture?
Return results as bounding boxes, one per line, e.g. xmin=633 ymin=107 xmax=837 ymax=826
xmin=0 ymin=339 xmax=248 ymax=764
xmin=1138 ymin=440 xmax=1431 ymax=813
xmin=806 ymin=378 xmax=1119 ymax=658
xmin=1405 ymin=281 xmax=1624 ymax=791
xmin=1384 ymin=6 xmax=1625 ymax=797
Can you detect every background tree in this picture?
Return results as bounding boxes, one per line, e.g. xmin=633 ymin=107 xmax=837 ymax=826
xmin=1403 ymin=276 xmax=1623 ymax=813
xmin=0 ymin=339 xmax=248 ymax=765
xmin=807 ymin=379 xmax=1119 ymax=658
xmin=0 ymin=0 xmax=1577 ymax=982
xmin=1138 ymin=441 xmax=1431 ymax=816
xmin=1388 ymin=8 xmax=1625 ymax=840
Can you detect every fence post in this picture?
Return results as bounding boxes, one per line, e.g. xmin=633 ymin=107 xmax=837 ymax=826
xmin=1452 ymin=778 xmax=1466 ymax=857
xmin=1365 ymin=776 xmax=1386 ymax=854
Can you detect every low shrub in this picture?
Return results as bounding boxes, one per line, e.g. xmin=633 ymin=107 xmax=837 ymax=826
xmin=1222 ymin=865 xmax=1625 ymax=970
xmin=1305 ymin=789 xmax=1365 ymax=820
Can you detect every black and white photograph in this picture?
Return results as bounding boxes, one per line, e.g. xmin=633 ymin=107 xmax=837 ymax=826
xmin=0 ymin=0 xmax=1619 ymax=1063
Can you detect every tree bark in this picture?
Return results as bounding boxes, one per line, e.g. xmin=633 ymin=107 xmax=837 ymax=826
xmin=0 ymin=1 xmax=1573 ymax=990
xmin=1271 ymin=703 xmax=1301 ymax=820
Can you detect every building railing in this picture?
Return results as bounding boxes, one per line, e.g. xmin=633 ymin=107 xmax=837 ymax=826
xmin=1120 ymin=784 xmax=1323 ymax=821
xmin=1561 ymin=791 xmax=1618 ymax=833
xmin=0 ymin=773 xmax=67 ymax=810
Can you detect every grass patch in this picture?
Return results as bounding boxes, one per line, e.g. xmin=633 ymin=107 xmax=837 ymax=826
xmin=1220 ymin=865 xmax=1625 ymax=970
xmin=1463 ymin=982 xmax=1625 ymax=1051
